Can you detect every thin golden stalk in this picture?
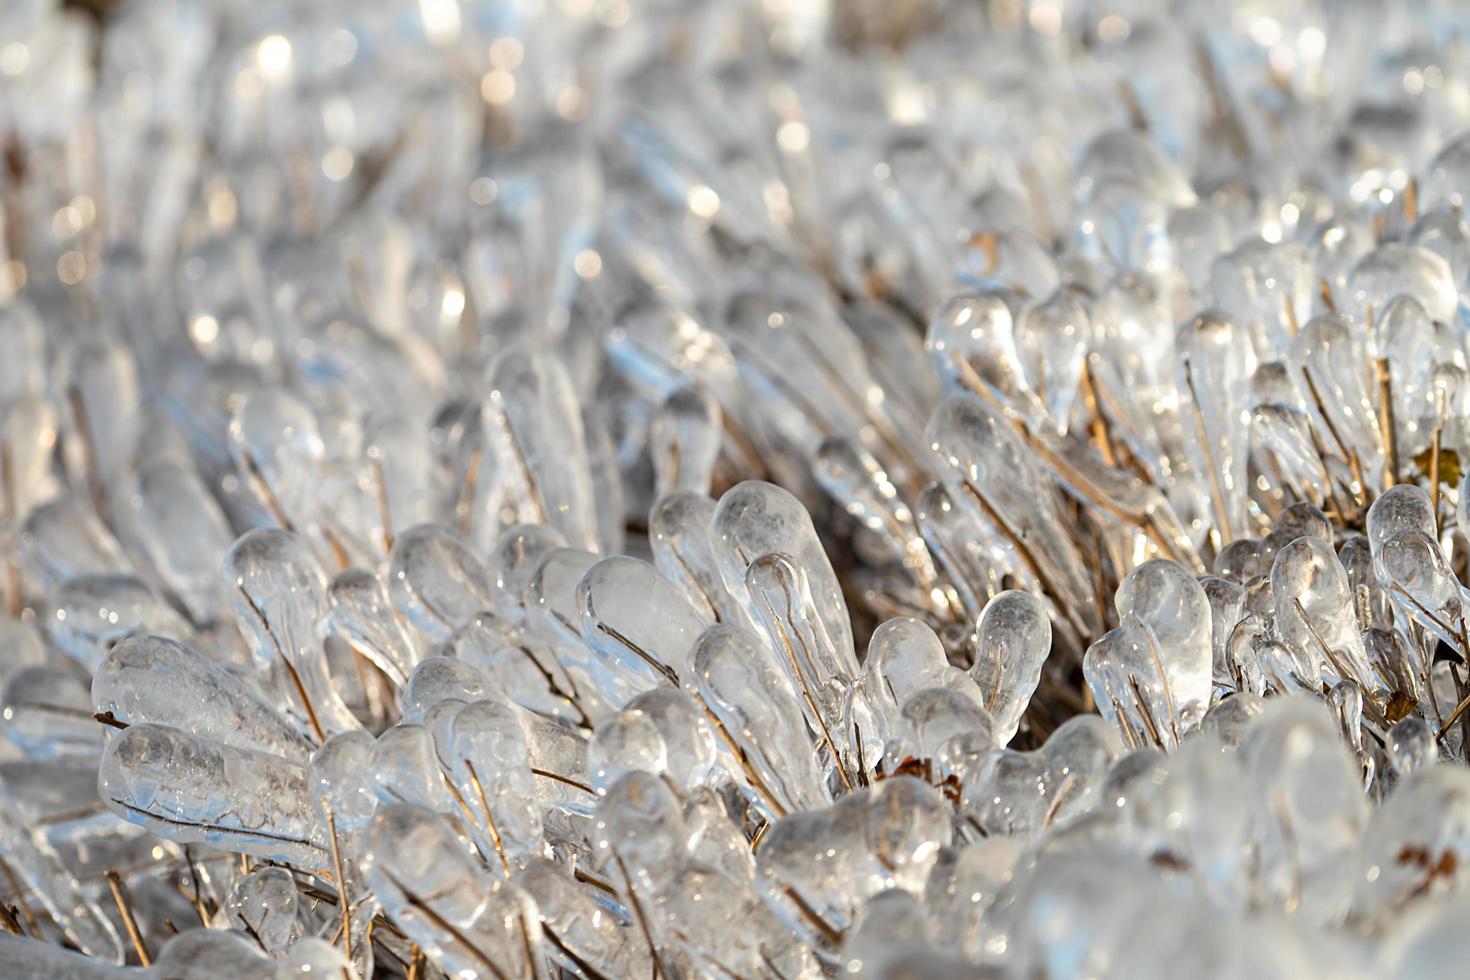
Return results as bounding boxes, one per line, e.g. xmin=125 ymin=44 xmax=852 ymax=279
xmin=781 ymin=886 xmax=843 ymax=946
xmin=456 ymin=444 xmax=484 ymax=537
xmin=1182 ymin=358 xmax=1233 ymax=546
xmin=105 ymin=869 xmax=151 ymax=966
xmin=529 ymin=768 xmax=597 ymax=796
xmin=325 ymin=809 xmax=353 ymax=965
xmin=240 ymin=448 xmax=296 ymax=533
xmin=1079 ymin=356 xmax=1118 ymax=467
xmin=693 ymin=694 xmax=789 ymax=819
xmin=612 ymin=852 xmax=667 ymax=980
xmin=236 ymin=585 xmax=325 ymax=742
xmin=1136 ymin=621 xmax=1182 ymax=742
xmin=1430 ymin=421 xmax=1443 ymax=535
xmin=959 ymin=482 xmax=1090 ymax=638
xmin=757 ymin=598 xmax=854 ymax=792
xmin=464 ymin=760 xmax=511 ymax=876
xmin=381 ymin=871 xmax=511 ymax=980
xmin=1301 ymin=365 xmax=1366 ymax=504
xmin=1281 ymin=293 xmax=1300 ymax=336
xmin=1375 ymin=355 xmax=1398 ymax=490
xmin=1126 ymin=675 xmax=1165 ymax=749
xmin=371 ymin=458 xmax=395 ymax=554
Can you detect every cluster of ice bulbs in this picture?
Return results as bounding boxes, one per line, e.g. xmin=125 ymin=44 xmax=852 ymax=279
xmin=7 ymin=0 xmax=1470 ymax=977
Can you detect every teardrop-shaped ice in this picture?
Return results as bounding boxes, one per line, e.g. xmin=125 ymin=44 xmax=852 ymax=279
xmin=369 ymin=723 xmax=456 ymax=815
xmin=3 ymin=665 xmax=102 ymax=758
xmin=327 ymin=567 xmax=418 ymax=686
xmin=99 ymin=722 xmax=327 ymax=869
xmin=692 ymin=625 xmax=830 ymax=817
xmin=483 ymin=347 xmax=600 ymax=551
xmin=1200 ymin=577 xmax=1245 ymax=693
xmin=93 ymin=635 xmax=313 ymax=762
xmin=1379 ymin=528 xmax=1465 ymax=653
xmin=1376 ymin=295 xmax=1446 ymax=459
xmin=1176 ymin=311 xmax=1254 ymax=544
xmin=388 ymin=523 xmax=496 ymax=640
xmin=1114 ymin=559 xmax=1213 ymax=730
xmin=1294 ymin=312 xmax=1382 ymax=482
xmin=307 ymin=729 xmax=379 ymax=975
xmin=228 ymin=388 xmax=323 ymax=530
xmin=622 ymin=686 xmax=717 ymax=790
xmin=649 ymin=385 xmax=722 ymax=497
xmin=926 ymin=292 xmax=1037 ymax=408
xmin=125 ymin=460 xmax=234 ymax=623
xmin=589 ymin=708 xmax=667 ymax=792
xmin=1084 ymin=614 xmax=1189 ymax=750
xmin=1272 ymin=536 xmax=1378 ymax=694
xmin=363 ymin=803 xmax=544 ymax=979
xmin=744 ymin=552 xmax=865 ymax=786
xmin=148 ymin=927 xmax=275 ymax=980
xmin=865 ymin=617 xmax=950 ymax=738
xmin=225 ymin=528 xmax=358 ymax=738
xmin=310 ymin=731 xmax=379 ymax=832
xmin=970 ymin=590 xmax=1052 ymax=745
xmin=712 ymin=480 xmax=857 ymax=670
xmin=1252 ymin=402 xmax=1330 ymax=510
xmin=595 ymin=768 xmax=686 ymax=889
xmin=1340 ymin=537 xmax=1394 ymax=632
xmin=1241 ymin=697 xmax=1366 ymax=922
xmin=485 ymin=524 xmax=568 ymax=626
xmin=1349 ymin=243 xmax=1458 ymax=325
xmin=525 ymin=548 xmax=599 ymax=647
xmin=21 ymin=495 xmax=128 ymax=586
xmin=45 ymin=573 xmax=192 ymax=672
xmin=1367 ymin=484 xmax=1436 ymax=560
xmin=446 ymin=699 xmax=542 ymax=867
xmin=578 ymin=555 xmax=712 ymax=691
xmin=1015 ymin=289 xmax=1091 ymax=432
xmin=1386 ymin=717 xmax=1437 ymax=779
xmin=648 ymin=493 xmax=756 ymax=631
xmin=225 ymin=865 xmax=299 ymax=952
xmin=1042 ymin=714 xmax=1123 ymax=825
xmin=516 ymin=856 xmax=651 ymax=977
xmin=401 ymin=656 xmax=496 ymax=723
xmin=926 ymin=395 xmax=1096 ymax=637
xmin=1271 ymin=501 xmax=1333 ymax=549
